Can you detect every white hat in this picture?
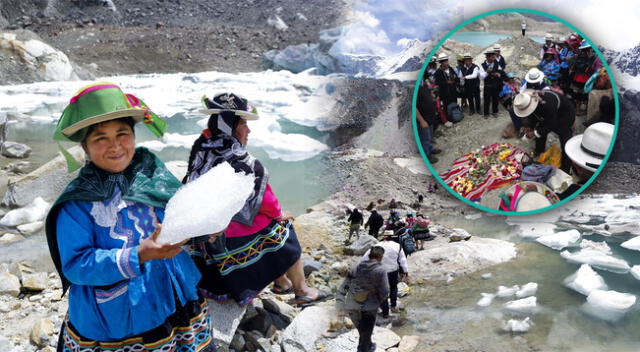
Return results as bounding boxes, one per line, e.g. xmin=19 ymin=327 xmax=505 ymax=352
xmin=564 ymin=122 xmax=614 ymax=172
xmin=513 ymin=90 xmax=539 ymax=117
xmin=463 ymin=52 xmax=473 ymax=59
xmin=544 ymin=33 xmax=553 ymax=40
xmin=501 ymin=181 xmax=558 ymax=212
xmin=493 ymin=44 xmax=501 ymax=51
xmin=437 ymin=53 xmax=449 ymax=62
xmin=525 ymin=67 xmax=545 ymax=84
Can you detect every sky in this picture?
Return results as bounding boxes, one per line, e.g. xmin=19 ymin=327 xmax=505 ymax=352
xmin=333 ymin=0 xmax=639 ymax=56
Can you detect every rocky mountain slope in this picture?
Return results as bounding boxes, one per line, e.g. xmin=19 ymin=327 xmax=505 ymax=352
xmin=0 ymin=0 xmax=347 ymax=83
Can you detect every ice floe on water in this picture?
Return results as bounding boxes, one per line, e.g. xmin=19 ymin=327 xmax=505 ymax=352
xmin=535 ymin=229 xmax=581 ymax=250
xmin=579 ymin=239 xmax=612 ymax=255
xmin=0 ymin=69 xmax=333 ymax=162
xmin=515 ymin=282 xmax=538 ymax=298
xmin=564 ymin=264 xmax=608 ymax=296
xmin=583 ymin=289 xmax=637 ymax=322
xmin=496 ymin=285 xmax=519 ymax=298
xmin=503 ymin=296 xmax=537 ymax=315
xmin=501 ymin=317 xmax=533 ymax=333
xmin=561 ymin=249 xmax=631 ymax=274
xmin=631 ymin=266 xmax=640 ymax=281
xmin=476 ymin=293 xmax=495 ymax=307
xmin=621 ymin=236 xmax=640 ymax=252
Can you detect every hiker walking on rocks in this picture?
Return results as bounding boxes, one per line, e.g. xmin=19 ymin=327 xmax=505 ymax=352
xmin=513 ymin=90 xmax=576 ymax=172
xmin=521 ymin=21 xmax=527 ymax=37
xmin=361 ymin=233 xmax=409 ymax=318
xmin=348 ymin=208 xmax=364 ymax=240
xmin=480 ymin=50 xmax=505 ymax=118
xmin=365 ymin=209 xmax=384 ymax=238
xmin=45 ymin=83 xmax=214 ymax=351
xmin=459 ymin=53 xmax=481 ymax=116
xmin=337 ymin=246 xmax=389 ymax=352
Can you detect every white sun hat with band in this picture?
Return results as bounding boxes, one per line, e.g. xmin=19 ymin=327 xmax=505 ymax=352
xmin=564 ymin=122 xmax=614 ymax=172
xmin=512 ymin=89 xmax=538 ymax=117
xmin=525 ymin=67 xmax=545 ymax=84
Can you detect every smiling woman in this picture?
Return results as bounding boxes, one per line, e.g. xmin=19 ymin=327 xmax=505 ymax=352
xmin=44 ymin=83 xmax=214 ymax=352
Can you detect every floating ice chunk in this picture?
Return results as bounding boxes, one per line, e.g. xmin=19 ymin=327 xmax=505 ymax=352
xmin=561 ymin=250 xmax=630 ymax=274
xmin=621 ymin=236 xmax=640 ymax=251
xmin=501 ymin=317 xmax=532 ymax=333
xmin=158 ymin=162 xmax=255 ymax=244
xmin=481 ymin=273 xmax=492 ymax=279
xmin=535 ymin=230 xmax=581 ymax=250
xmin=583 ymin=289 xmax=636 ymax=322
xmin=503 ymin=296 xmax=537 ymax=314
xmin=496 ymin=285 xmax=519 ymax=298
xmin=563 ymin=264 xmax=608 ymax=296
xmin=465 ymin=213 xmax=482 ymax=220
xmin=477 ymin=293 xmax=495 ymax=307
xmin=511 ymin=222 xmax=557 ymax=239
xmin=579 ymin=239 xmax=612 ymax=255
xmin=561 ymin=211 xmax=592 ymax=224
xmin=0 ymin=197 xmax=50 ymax=227
xmin=631 ymin=266 xmax=640 ymax=281
xmin=516 ymin=283 xmax=538 ymax=298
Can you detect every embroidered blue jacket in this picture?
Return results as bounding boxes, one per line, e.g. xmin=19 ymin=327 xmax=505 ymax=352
xmin=56 ymin=189 xmax=201 ymax=341
xmin=538 ymin=59 xmax=560 ymax=81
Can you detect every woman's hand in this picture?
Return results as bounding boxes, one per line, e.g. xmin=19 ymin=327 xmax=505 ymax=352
xmin=138 ymin=225 xmax=188 ymax=264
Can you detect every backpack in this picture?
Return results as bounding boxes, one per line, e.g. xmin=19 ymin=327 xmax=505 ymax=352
xmin=397 ymin=228 xmax=417 ymax=256
xmin=447 ymin=102 xmax=464 ymax=123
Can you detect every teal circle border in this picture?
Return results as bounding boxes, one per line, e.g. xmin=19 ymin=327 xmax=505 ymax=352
xmin=412 ymin=7 xmax=620 ymax=216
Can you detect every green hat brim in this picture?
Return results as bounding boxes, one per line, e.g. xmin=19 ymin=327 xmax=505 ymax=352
xmin=61 ymin=109 xmax=146 ymax=137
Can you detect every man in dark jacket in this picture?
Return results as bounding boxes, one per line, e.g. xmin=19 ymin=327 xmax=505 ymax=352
xmin=434 ymin=53 xmax=459 ymax=112
xmin=364 ymin=210 xmax=384 ymax=238
xmin=513 ymin=90 xmax=576 ymax=172
xmin=480 ymin=50 xmax=505 ymax=118
xmin=348 ymin=208 xmax=364 ymax=241
xmin=459 ymin=53 xmax=481 ymax=115
xmin=337 ymin=246 xmax=389 ymax=352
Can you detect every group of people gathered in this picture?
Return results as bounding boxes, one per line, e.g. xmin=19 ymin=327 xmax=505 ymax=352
xmin=417 ymin=30 xmax=614 ymax=180
xmin=339 ymin=201 xmax=435 ymax=352
xmin=46 ymin=84 xmax=327 ymax=352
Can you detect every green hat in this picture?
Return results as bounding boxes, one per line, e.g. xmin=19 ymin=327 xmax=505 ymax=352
xmin=54 ymin=82 xmax=167 ymax=171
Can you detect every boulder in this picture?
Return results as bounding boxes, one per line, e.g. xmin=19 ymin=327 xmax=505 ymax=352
xmin=408 ymin=236 xmax=516 ymax=281
xmin=0 ymin=197 xmax=50 ymax=227
xmin=207 ymin=299 xmax=247 ymax=350
xmin=398 ymin=335 xmax=420 ymax=352
xmin=2 ymin=146 xmax=84 ymax=208
xmin=302 ymin=258 xmax=323 ymax=276
xmin=262 ymin=298 xmax=296 ymax=317
xmin=293 ymin=209 xmax=340 ymax=253
xmin=0 ymin=271 xmax=21 ymax=297
xmin=17 ymin=221 xmax=44 ymax=235
xmin=345 ymin=234 xmax=378 ymax=256
xmin=281 ymin=303 xmax=334 ymax=352
xmin=21 ymin=272 xmax=48 ymax=291
xmin=230 ymin=333 xmax=245 ymax=351
xmin=0 ymin=232 xmax=25 ymax=245
xmin=30 ymin=318 xmax=55 ymax=348
xmin=1 ymin=141 xmax=31 ymax=158
xmin=324 ymin=327 xmax=401 ymax=352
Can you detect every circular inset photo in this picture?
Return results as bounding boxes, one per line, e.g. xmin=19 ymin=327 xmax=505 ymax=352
xmin=413 ymin=9 xmax=618 ymax=215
